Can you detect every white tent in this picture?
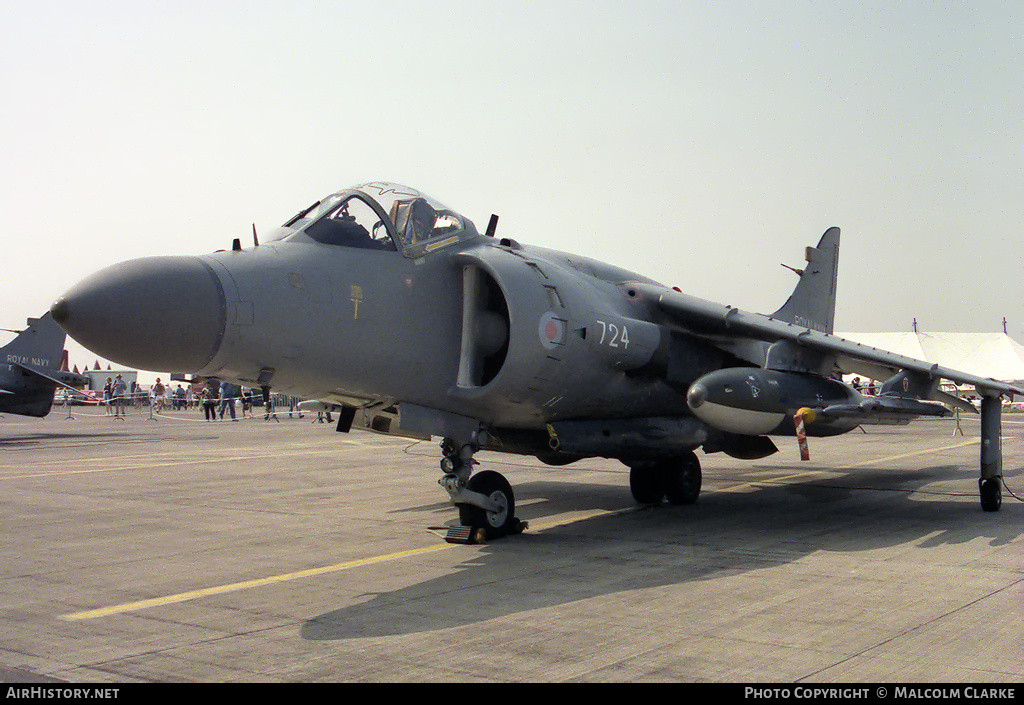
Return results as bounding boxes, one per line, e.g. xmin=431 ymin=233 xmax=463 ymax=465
xmin=837 ymin=332 xmax=1024 ymax=384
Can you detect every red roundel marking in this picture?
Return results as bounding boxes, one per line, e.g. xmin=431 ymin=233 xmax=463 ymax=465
xmin=539 ymin=312 xmax=564 ymax=349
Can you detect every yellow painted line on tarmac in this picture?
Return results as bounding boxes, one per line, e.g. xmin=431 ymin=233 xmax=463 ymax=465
xmin=60 ymin=506 xmax=646 ymax=621
xmin=715 ymin=469 xmax=832 ymax=493
xmin=717 ymin=438 xmax=981 ymax=493
xmin=62 ymin=543 xmax=456 ymax=621
xmin=0 ymin=443 xmax=366 ymax=480
xmin=526 ymin=507 xmax=634 ymax=531
xmin=53 ymin=439 xmax=998 ymax=621
xmin=523 ymin=437 xmax=987 ymax=519
xmin=839 ymin=438 xmax=980 ymax=469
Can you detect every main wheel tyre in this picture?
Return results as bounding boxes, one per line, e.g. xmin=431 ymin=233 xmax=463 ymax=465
xmin=630 ymin=464 xmax=665 ymax=504
xmin=980 ymin=478 xmax=1001 ymax=512
xmin=458 ymin=470 xmax=516 ymax=539
xmin=662 ymin=453 xmax=701 ymax=505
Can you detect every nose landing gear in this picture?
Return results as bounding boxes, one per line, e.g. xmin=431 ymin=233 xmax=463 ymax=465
xmin=438 ymin=438 xmax=526 ymax=544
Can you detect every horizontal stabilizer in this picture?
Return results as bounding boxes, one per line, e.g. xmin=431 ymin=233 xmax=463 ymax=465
xmin=12 ymin=362 xmax=95 ymax=399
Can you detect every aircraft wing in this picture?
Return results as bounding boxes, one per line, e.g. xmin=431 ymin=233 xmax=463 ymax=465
xmin=636 ymin=284 xmax=1024 ymax=399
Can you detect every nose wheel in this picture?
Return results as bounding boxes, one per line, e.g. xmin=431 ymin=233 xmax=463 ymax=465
xmin=458 ymin=470 xmax=520 ymax=540
xmin=439 ymin=439 xmax=525 ymax=543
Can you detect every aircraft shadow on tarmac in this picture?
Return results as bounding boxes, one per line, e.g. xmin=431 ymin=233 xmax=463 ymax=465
xmin=0 ymin=430 xmax=149 ymax=447
xmin=301 ymin=465 xmax=1022 ymax=641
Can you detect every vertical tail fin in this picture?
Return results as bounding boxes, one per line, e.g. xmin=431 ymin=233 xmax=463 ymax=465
xmin=0 ymin=312 xmax=70 ymax=417
xmin=2 ymin=312 xmax=68 ymax=368
xmin=770 ymin=227 xmax=840 ymax=334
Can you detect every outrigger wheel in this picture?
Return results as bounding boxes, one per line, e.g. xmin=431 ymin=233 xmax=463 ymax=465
xmin=980 ymin=477 xmax=1002 ymax=512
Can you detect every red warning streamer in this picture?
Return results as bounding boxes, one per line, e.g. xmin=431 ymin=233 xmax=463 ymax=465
xmin=794 ymin=412 xmax=810 ymax=461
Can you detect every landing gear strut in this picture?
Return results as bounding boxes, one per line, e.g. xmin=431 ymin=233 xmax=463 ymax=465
xmin=979 ymin=395 xmax=1003 ymax=513
xmin=629 ymin=451 xmax=702 ymax=506
xmin=438 ymin=438 xmax=525 ymax=543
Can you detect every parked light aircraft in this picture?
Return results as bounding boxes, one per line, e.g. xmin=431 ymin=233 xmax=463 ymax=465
xmin=50 ymin=183 xmax=1020 ymax=541
xmin=1 ymin=312 xmax=88 ymax=417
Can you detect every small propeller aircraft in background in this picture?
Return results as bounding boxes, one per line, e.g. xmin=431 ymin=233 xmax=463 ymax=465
xmin=51 ymin=182 xmax=1021 ymax=542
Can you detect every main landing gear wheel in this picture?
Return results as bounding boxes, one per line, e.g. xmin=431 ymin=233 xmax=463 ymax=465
xmin=980 ymin=478 xmax=1002 ymax=512
xmin=629 ymin=452 xmax=702 ymax=506
xmin=630 ymin=465 xmax=665 ymax=504
xmin=458 ymin=470 xmax=520 ymax=540
xmin=662 ymin=453 xmax=702 ymax=505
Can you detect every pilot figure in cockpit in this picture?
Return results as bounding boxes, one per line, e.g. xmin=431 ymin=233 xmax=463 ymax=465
xmin=331 ymin=201 xmax=371 ymax=245
xmin=404 ymin=197 xmax=437 ymax=246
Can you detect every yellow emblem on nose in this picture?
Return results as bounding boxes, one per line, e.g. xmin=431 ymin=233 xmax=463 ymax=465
xmin=350 ymin=285 xmax=363 ymax=319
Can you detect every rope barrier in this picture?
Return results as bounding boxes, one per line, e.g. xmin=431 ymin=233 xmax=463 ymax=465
xmin=57 ymin=388 xmax=306 ymax=422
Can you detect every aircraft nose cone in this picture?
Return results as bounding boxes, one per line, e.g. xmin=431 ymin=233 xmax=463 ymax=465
xmin=51 ymin=256 xmax=226 ymax=372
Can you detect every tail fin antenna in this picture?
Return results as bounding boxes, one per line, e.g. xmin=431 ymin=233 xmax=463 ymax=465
xmin=770 ymin=227 xmax=840 ymax=335
xmin=0 ymin=312 xmax=69 ymax=369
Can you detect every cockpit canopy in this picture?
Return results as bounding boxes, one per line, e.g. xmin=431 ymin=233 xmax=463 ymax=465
xmin=273 ymin=182 xmax=479 ymax=257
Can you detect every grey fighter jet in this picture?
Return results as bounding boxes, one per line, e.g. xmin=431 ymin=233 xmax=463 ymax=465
xmin=50 ymin=182 xmax=1021 ymax=541
xmin=1 ymin=312 xmax=88 ymax=417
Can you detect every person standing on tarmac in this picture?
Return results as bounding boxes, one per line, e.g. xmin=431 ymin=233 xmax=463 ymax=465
xmin=112 ymin=374 xmax=128 ymax=417
xmin=219 ymin=381 xmax=237 ymax=421
xmin=151 ymin=378 xmax=166 ymax=413
xmin=202 ymin=380 xmax=219 ymax=421
xmin=103 ymin=377 xmax=112 ymax=416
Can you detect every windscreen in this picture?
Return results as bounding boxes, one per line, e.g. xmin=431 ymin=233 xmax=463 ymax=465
xmin=303 ymin=195 xmax=397 ymax=250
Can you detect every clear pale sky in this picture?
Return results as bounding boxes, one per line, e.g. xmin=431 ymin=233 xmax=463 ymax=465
xmin=2 ymin=1 xmax=1021 ymax=377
